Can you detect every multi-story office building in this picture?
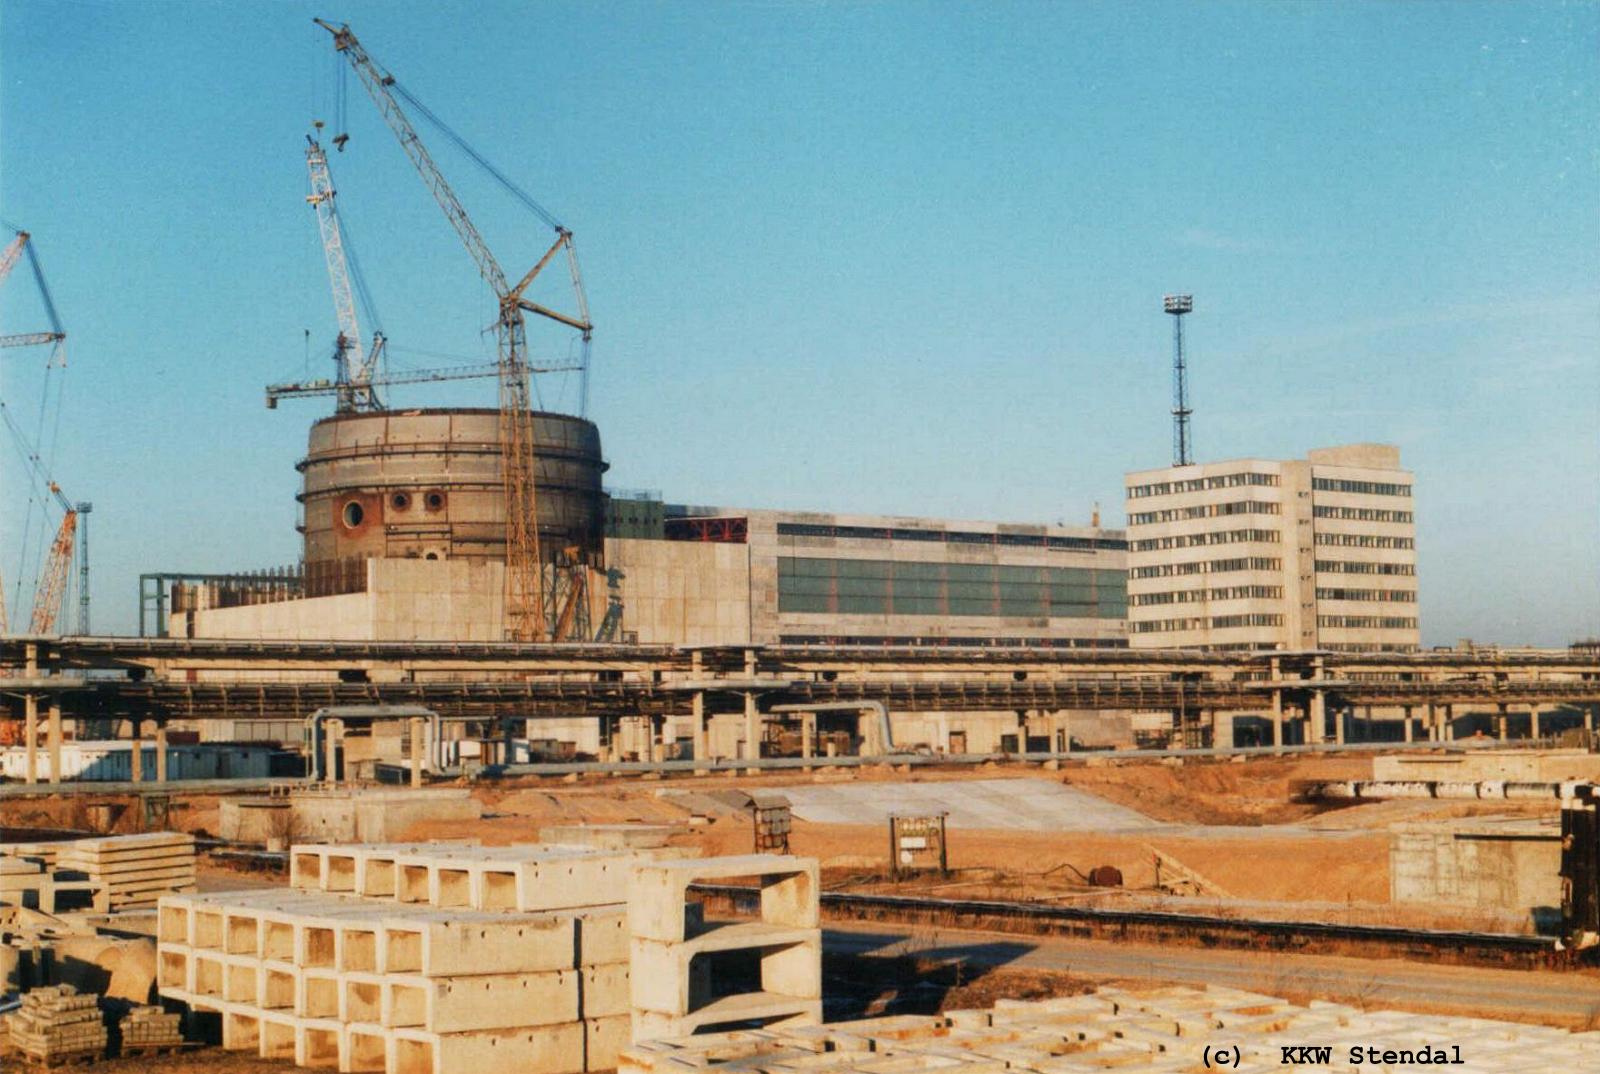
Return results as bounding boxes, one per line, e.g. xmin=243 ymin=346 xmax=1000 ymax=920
xmin=1124 ymin=444 xmax=1419 ymax=652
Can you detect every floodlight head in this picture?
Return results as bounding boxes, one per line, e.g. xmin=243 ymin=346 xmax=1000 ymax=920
xmin=1163 ymin=294 xmax=1194 ymax=315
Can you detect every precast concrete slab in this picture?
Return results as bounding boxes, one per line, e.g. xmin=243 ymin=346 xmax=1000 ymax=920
xmin=775 ymin=777 xmax=1158 ymax=831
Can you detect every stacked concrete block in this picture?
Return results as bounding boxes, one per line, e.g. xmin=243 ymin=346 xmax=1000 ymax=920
xmin=2 ymin=984 xmax=107 ymax=1064
xmin=161 ymin=842 xmax=658 ymax=1074
xmin=119 ymin=1004 xmax=185 ymax=1052
xmin=629 ymin=854 xmax=821 ymax=1042
xmin=56 ymin=831 xmax=197 ymax=910
xmin=619 ymin=984 xmax=1600 ymax=1074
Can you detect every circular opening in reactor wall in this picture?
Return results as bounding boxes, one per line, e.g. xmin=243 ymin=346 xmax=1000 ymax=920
xmin=424 ymin=492 xmax=445 ymax=511
xmin=342 ymin=501 xmax=365 ymax=529
xmin=424 ymin=552 xmax=439 ymax=561
xmin=391 ymin=492 xmax=411 ymax=511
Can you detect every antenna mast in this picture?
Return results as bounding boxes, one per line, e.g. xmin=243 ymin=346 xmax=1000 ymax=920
xmin=1164 ymin=293 xmax=1194 ymax=466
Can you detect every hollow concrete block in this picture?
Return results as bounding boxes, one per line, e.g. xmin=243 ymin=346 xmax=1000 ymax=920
xmin=383 ymin=969 xmax=578 ymax=1032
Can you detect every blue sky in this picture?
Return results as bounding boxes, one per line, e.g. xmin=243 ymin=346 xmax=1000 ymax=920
xmin=2 ymin=1 xmax=1596 ymax=644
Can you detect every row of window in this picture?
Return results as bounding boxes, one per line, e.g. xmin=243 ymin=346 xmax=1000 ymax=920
xmin=777 ymin=557 xmax=1126 ymax=620
xmin=775 ymin=522 xmax=1128 ymax=552
xmin=1131 ymin=556 xmax=1282 ymax=579
xmin=1132 ymin=585 xmax=1284 ymax=607
xmin=1129 ymin=500 xmax=1281 ymax=526
xmin=1127 ymin=471 xmax=1279 ymax=499
xmin=1315 ymin=533 xmax=1415 ymax=549
xmin=1313 ymin=505 xmax=1413 ymax=523
xmin=1316 ymin=588 xmax=1417 ymax=603
xmin=1318 ymin=616 xmax=1418 ymax=630
xmin=1131 ymin=528 xmax=1280 ymax=552
xmin=1312 ymin=477 xmax=1411 ymax=497
xmin=1132 ymin=613 xmax=1285 ymax=633
xmin=1314 ymin=560 xmax=1415 ymax=576
xmin=777 ymin=634 xmax=1129 ymax=649
xmin=1323 ymin=642 xmax=1421 ymax=653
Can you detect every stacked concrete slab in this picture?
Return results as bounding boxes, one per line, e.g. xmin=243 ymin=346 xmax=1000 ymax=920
xmin=628 ymin=855 xmax=821 ymax=1041
xmin=56 ymin=831 xmax=197 ymax=910
xmin=619 ymin=984 xmax=1600 ymax=1074
xmin=159 ymin=841 xmax=654 ymax=1074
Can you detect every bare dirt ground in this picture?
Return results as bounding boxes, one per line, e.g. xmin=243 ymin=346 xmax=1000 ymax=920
xmin=5 ymin=754 xmax=1558 ymax=934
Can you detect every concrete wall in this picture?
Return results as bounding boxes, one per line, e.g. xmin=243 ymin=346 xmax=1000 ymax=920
xmin=1374 ymin=750 xmax=1600 ymax=783
xmin=604 ymin=539 xmax=750 ymax=646
xmin=1390 ymin=816 xmax=1561 ymax=923
xmin=172 ymin=559 xmax=505 ymax=643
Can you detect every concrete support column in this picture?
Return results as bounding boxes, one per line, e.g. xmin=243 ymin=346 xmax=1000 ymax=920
xmin=130 ymin=718 xmax=144 ymax=783
xmin=1270 ymin=690 xmax=1283 ymax=749
xmin=1334 ymin=705 xmax=1346 ymax=746
xmin=1402 ymin=706 xmax=1413 ymax=744
xmin=155 ymin=723 xmax=169 ymax=784
xmin=743 ymin=692 xmax=760 ymax=761
xmin=691 ymin=691 xmax=707 ymax=762
xmin=1529 ymin=704 xmax=1541 ymax=741
xmin=24 ymin=695 xmax=38 ymax=785
xmin=1587 ymin=706 xmax=1596 ymax=733
xmin=1060 ymin=711 xmax=1072 ymax=754
xmin=323 ymin=719 xmax=341 ymax=784
xmin=1496 ymin=705 xmax=1508 ymax=742
xmin=1444 ymin=704 xmax=1454 ymax=741
xmin=409 ymin=717 xmax=425 ymax=788
xmin=801 ymin=713 xmax=815 ymax=759
xmin=1308 ymin=692 xmax=1326 ymax=745
xmin=46 ymin=703 xmax=62 ymax=785
xmin=1424 ymin=703 xmax=1435 ymax=742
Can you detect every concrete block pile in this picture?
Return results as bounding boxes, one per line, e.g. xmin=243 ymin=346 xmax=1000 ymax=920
xmin=629 ymin=854 xmax=821 ymax=1041
xmin=2 ymin=984 xmax=107 ymax=1064
xmin=57 ymin=831 xmax=198 ymax=910
xmin=159 ymin=840 xmax=668 ymax=1074
xmin=119 ymin=1004 xmax=185 ymax=1052
xmin=619 ymin=984 xmax=1600 ymax=1074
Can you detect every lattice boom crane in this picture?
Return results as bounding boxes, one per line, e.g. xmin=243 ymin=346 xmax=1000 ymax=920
xmin=316 ymin=19 xmax=594 ymax=642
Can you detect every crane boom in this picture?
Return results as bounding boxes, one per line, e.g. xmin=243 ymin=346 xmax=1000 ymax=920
xmin=318 ymin=19 xmax=593 ymax=642
xmin=266 ymin=360 xmax=580 ymax=406
xmin=0 ymin=231 xmax=27 ymax=289
xmin=306 ymin=134 xmax=381 ymax=411
xmin=315 ymin=20 xmax=510 ymax=297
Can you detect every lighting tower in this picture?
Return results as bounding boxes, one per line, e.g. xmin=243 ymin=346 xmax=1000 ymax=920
xmin=1163 ymin=293 xmax=1194 ymax=467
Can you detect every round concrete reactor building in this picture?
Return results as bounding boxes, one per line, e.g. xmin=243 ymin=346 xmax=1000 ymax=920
xmin=298 ymin=408 xmax=607 ymax=567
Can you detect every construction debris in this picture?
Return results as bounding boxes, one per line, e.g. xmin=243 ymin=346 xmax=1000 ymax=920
xmin=2 ymin=984 xmax=107 ymax=1066
xmin=619 ymin=983 xmax=1600 ymax=1074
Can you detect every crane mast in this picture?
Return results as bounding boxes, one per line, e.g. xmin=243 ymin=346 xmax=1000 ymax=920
xmin=317 ymin=19 xmax=593 ymax=642
xmin=306 ymin=132 xmax=383 ymax=411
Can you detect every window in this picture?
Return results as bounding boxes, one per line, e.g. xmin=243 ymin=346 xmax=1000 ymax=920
xmin=1315 ymin=588 xmax=1416 ymax=603
xmin=1312 ymin=505 xmax=1413 ymax=523
xmin=1129 ymin=500 xmax=1280 ymax=526
xmin=775 ymin=522 xmax=1126 ymax=552
xmin=1314 ymin=560 xmax=1415 ymax=575
xmin=1314 ymin=533 xmax=1414 ymax=549
xmin=1317 ymin=615 xmax=1418 ymax=630
xmin=1130 ymin=529 xmax=1279 ymax=552
xmin=1312 ymin=477 xmax=1410 ymax=496
xmin=777 ymin=557 xmax=1127 ymax=620
xmin=1126 ymin=471 xmax=1280 ymax=498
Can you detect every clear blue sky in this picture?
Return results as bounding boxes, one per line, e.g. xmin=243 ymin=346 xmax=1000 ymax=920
xmin=2 ymin=1 xmax=1596 ymax=644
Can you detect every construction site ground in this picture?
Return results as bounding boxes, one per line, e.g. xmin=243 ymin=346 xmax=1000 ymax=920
xmin=4 ymin=753 xmax=1556 ymax=936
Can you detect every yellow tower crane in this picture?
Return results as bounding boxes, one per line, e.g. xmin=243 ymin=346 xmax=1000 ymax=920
xmin=315 ymin=20 xmax=593 ymax=642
